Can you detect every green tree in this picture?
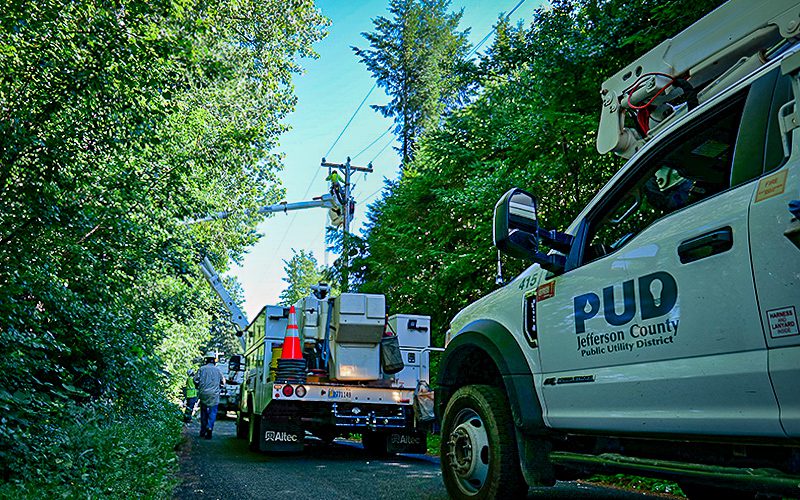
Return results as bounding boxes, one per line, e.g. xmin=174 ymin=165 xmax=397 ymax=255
xmin=0 ymin=0 xmax=327 ymax=495
xmin=279 ymin=249 xmax=326 ymax=305
xmin=356 ymin=0 xmax=724 ymax=349
xmin=353 ymin=0 xmax=471 ymax=165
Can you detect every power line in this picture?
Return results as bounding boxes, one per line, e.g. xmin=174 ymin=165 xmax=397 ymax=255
xmin=300 ymin=83 xmax=378 ymax=200
xmin=358 ymin=185 xmax=385 ymax=204
xmin=324 ymin=83 xmax=378 ymax=160
xmin=370 ymin=136 xmax=395 ymax=163
xmin=466 ymin=0 xmax=527 ymax=58
xmin=352 ymin=126 xmax=392 ymax=161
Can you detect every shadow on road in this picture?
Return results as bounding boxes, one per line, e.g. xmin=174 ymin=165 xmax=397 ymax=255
xmin=174 ymin=419 xmax=677 ymax=500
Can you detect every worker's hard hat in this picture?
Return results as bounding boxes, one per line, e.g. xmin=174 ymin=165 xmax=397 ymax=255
xmin=187 ymin=369 xmax=195 ymax=376
xmin=204 ymin=351 xmax=217 ymax=361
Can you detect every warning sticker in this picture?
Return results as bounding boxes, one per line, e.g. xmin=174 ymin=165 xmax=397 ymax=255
xmin=767 ymin=306 xmax=799 ymax=338
xmin=536 ymin=281 xmax=556 ymax=301
xmin=755 ymin=170 xmax=787 ymax=202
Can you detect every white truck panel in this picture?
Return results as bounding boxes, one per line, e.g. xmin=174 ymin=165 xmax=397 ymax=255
xmin=330 ymin=342 xmax=381 ymax=381
xmin=540 ymin=350 xmax=782 ymax=436
xmin=537 ymin=168 xmax=778 ymax=436
xmin=748 ymin=128 xmax=800 ymax=436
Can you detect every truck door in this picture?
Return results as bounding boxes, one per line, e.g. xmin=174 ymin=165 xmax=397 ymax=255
xmin=747 ymin=70 xmax=800 ymax=437
xmin=536 ymin=69 xmax=784 ymax=437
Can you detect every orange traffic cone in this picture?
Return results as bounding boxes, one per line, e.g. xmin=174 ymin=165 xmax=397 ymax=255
xmin=281 ymin=305 xmax=303 ymax=360
xmin=276 ymin=305 xmax=307 ymax=383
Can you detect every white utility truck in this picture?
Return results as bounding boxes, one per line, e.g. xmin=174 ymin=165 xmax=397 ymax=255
xmin=436 ymin=1 xmax=800 ymax=498
xmin=212 ymin=352 xmax=244 ymax=414
xmin=229 ymin=286 xmax=434 ymax=453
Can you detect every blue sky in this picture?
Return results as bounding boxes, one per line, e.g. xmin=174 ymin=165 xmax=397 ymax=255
xmin=230 ymin=0 xmax=539 ymax=319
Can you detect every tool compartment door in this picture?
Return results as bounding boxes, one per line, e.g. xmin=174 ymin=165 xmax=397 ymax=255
xmin=537 ymin=69 xmax=783 ymax=437
xmin=748 ymin=69 xmax=800 ymax=437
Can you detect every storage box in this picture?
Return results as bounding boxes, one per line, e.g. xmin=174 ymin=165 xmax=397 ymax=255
xmin=332 ymin=293 xmax=385 ymax=344
xmin=389 ymin=314 xmax=431 ymax=388
xmin=294 ymin=296 xmax=328 ymax=343
xmin=389 ymin=314 xmax=431 ymax=349
xmin=330 ymin=343 xmax=381 ymax=381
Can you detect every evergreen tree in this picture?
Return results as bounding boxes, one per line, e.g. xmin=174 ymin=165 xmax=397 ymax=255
xmin=357 ymin=0 xmax=725 ymax=348
xmin=279 ymin=249 xmax=326 ymax=305
xmin=353 ymin=0 xmax=471 ymax=166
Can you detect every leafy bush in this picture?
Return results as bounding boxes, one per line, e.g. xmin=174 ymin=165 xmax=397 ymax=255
xmin=0 ymin=396 xmax=182 ymax=499
xmin=588 ymin=474 xmax=685 ymax=497
xmin=0 ymin=0 xmax=327 ymax=495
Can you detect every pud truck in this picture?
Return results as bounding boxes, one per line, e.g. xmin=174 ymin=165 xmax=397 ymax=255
xmin=230 ymin=286 xmax=435 ymax=454
xmin=436 ymin=0 xmax=800 ymax=498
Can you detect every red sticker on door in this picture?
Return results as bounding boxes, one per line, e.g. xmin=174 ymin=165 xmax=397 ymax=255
xmin=536 ymin=281 xmax=556 ymax=301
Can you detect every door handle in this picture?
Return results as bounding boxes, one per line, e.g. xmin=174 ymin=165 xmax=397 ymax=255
xmin=678 ymin=227 xmax=733 ymax=264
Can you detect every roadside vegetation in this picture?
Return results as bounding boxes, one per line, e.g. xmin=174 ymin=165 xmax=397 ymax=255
xmin=0 ymin=1 xmax=326 ymax=496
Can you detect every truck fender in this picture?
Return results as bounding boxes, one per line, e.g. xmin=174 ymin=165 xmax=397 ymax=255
xmin=436 ymin=319 xmax=546 ymax=436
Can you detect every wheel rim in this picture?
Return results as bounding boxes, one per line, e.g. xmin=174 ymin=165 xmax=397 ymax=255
xmin=446 ymin=408 xmax=490 ymax=496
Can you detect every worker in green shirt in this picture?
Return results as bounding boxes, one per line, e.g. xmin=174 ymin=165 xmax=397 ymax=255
xmin=326 ymin=170 xmax=346 ymax=205
xmin=183 ymin=369 xmax=198 ymax=423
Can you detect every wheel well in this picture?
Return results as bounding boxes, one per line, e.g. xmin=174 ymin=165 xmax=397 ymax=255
xmin=441 ymin=344 xmax=504 ymax=392
xmin=436 ymin=321 xmax=546 ymax=435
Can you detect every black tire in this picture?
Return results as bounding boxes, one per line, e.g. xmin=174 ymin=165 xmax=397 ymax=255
xmin=236 ymin=412 xmax=248 ymax=440
xmin=440 ymin=384 xmax=527 ymax=499
xmin=361 ymin=431 xmax=390 ymax=457
xmin=248 ymin=413 xmax=261 ymax=452
xmin=314 ymin=428 xmax=338 ymax=446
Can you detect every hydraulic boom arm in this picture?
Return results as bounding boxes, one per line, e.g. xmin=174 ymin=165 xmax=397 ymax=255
xmin=598 ymin=0 xmax=800 ymax=157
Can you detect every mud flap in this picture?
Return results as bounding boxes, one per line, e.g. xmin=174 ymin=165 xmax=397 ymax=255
xmin=386 ymin=430 xmax=427 ymax=454
xmin=259 ymin=416 xmax=304 ymax=452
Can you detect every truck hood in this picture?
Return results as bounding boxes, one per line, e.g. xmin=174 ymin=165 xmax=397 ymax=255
xmin=447 ymin=264 xmax=545 ymax=345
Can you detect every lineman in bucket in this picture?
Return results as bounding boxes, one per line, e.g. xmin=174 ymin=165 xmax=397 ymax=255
xmin=194 ymin=351 xmax=226 ymax=439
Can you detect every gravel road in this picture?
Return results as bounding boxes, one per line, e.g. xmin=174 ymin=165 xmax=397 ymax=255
xmin=174 ymin=418 xmax=677 ymax=500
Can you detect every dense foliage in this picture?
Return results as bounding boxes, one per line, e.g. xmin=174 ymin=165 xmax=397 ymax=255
xmin=355 ymin=0 xmax=724 ymax=346
xmin=279 ymin=249 xmax=327 ymax=306
xmin=0 ymin=0 xmax=326 ymax=496
xmin=353 ymin=0 xmax=471 ymax=165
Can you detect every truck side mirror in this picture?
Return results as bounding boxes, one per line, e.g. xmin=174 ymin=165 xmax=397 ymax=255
xmin=493 ymin=188 xmax=568 ymax=274
xmin=494 ymin=188 xmax=540 ymax=259
xmin=228 ymin=354 xmax=245 ymax=372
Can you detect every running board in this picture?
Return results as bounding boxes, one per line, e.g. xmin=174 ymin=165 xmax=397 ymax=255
xmin=549 ymin=451 xmax=800 ymax=496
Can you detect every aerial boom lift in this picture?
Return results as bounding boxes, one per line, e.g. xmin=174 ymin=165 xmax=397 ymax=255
xmin=188 ymin=192 xmax=344 ymax=350
xmin=598 ymin=0 xmax=800 ymax=158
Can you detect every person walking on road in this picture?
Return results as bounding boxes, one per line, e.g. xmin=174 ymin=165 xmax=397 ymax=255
xmin=183 ymin=369 xmax=198 ymax=423
xmin=194 ymin=352 xmax=225 ymax=439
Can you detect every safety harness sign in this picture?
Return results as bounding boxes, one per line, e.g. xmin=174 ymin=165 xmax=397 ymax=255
xmin=767 ymin=306 xmax=799 ymax=338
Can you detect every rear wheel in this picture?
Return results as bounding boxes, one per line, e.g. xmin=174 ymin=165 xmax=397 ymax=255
xmin=248 ymin=413 xmax=261 ymax=452
xmin=440 ymin=385 xmax=527 ymax=499
xmin=362 ymin=431 xmax=390 ymax=456
xmin=235 ymin=412 xmax=248 ymax=439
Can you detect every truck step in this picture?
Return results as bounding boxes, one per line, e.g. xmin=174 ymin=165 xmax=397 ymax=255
xmin=549 ymin=451 xmax=800 ymax=496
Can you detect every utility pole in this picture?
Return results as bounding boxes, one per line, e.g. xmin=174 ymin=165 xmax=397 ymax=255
xmin=320 ymin=156 xmax=373 ymax=292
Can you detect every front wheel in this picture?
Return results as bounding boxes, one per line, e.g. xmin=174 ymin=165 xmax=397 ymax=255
xmin=440 ymin=385 xmax=527 ymax=499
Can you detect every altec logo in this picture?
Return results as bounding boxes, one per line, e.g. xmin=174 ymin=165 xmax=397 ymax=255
xmin=573 ymin=271 xmax=678 ymax=333
xmin=264 ymin=431 xmax=299 ymax=442
xmin=391 ymin=434 xmax=421 ymax=445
